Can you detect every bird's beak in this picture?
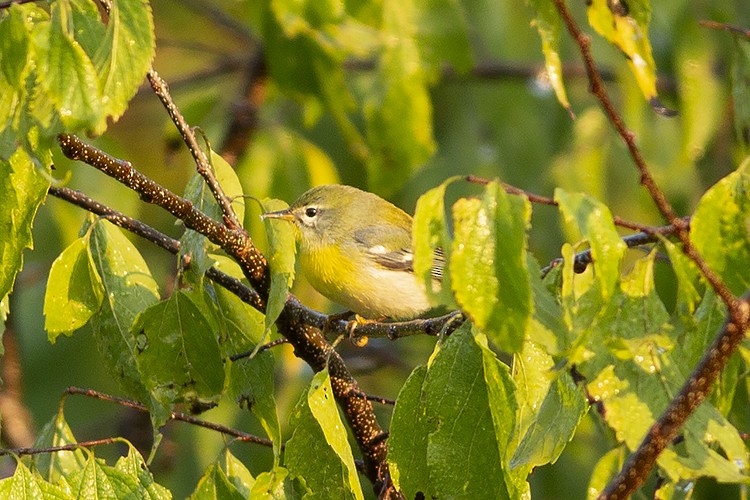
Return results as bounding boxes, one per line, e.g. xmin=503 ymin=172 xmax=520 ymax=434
xmin=261 ymin=209 xmax=295 ymax=222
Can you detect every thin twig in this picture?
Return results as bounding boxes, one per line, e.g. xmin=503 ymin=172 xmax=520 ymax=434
xmin=64 ymin=387 xmax=274 ymax=447
xmin=146 ymin=69 xmax=243 ymax=231
xmin=0 ymin=438 xmax=120 ymax=457
xmin=230 ymin=338 xmax=289 ymax=361
xmin=699 ymin=20 xmax=750 ymax=39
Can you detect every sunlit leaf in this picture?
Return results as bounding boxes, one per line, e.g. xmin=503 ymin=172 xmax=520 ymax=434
xmin=46 ymin=1 xmax=101 ymax=131
xmin=0 ymin=460 xmax=72 ymax=500
xmin=0 ymin=149 xmax=49 ymax=320
xmin=88 ymin=218 xmax=159 ymax=402
xmin=248 ymin=466 xmax=304 ymax=499
xmin=67 ymin=453 xmax=143 ymax=499
xmin=285 ymin=369 xmax=364 ymax=499
xmin=587 ymin=0 xmax=671 ymax=114
xmin=690 ymin=159 xmax=750 ymax=295
xmin=450 ymin=182 xmax=531 ymax=352
xmin=114 ymin=443 xmax=171 ymax=500
xmin=555 ymin=189 xmax=625 ymax=300
xmin=32 ymin=412 xmax=86 ymax=483
xmin=44 ymin=235 xmax=103 ymax=338
xmin=526 ymin=0 xmax=572 ymax=114
xmin=412 ymin=176 xmax=460 ymax=307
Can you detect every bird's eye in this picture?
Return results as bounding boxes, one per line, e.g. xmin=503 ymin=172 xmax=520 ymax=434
xmin=305 ymin=207 xmax=318 ymax=218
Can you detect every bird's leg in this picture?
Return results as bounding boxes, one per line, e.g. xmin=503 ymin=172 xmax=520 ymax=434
xmin=323 ymin=310 xmax=357 ymax=336
xmin=346 ymin=314 xmax=386 ymax=348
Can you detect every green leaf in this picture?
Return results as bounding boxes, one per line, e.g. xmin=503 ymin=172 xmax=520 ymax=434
xmin=0 ymin=460 xmax=72 ymax=500
xmin=190 ymin=463 xmax=246 ymax=500
xmin=0 ymin=5 xmax=31 ymax=87
xmin=219 ymin=449 xmax=256 ymax=496
xmin=587 ymin=0 xmax=662 ymax=109
xmin=510 ymin=369 xmax=587 ymax=469
xmin=262 ymin=198 xmax=296 ymax=339
xmin=662 ymin=238 xmax=701 ymax=315
xmin=44 ymin=235 xmax=104 ymax=339
xmin=0 ymin=149 xmax=49 ymax=319
xmin=690 ymin=159 xmax=750 ymax=295
xmin=424 ymin=324 xmax=512 ymax=499
xmin=88 ymin=218 xmax=159 ymax=401
xmin=132 ymin=289 xmax=225 ymax=419
xmin=248 ymin=466 xmax=304 ymax=499
xmin=586 ymin=448 xmax=624 ymax=499
xmin=474 ymin=333 xmax=526 ymax=498
xmin=526 ymin=0 xmax=572 ymax=114
xmin=67 ymin=453 xmax=143 ymax=499
xmin=555 ymin=188 xmax=626 ymax=300
xmin=450 ymin=181 xmax=532 ymax=353
xmin=47 ymin=1 xmax=102 ymax=131
xmin=412 ymin=176 xmax=460 ymax=307
xmin=580 ymin=253 xmax=748 ymax=484
xmin=387 ymin=365 xmax=431 ymax=498
xmin=413 ymin=0 xmax=472 ymax=76
xmin=284 ymin=369 xmax=364 ymax=500
xmin=364 ymin=0 xmax=435 ymax=195
xmin=211 ymin=284 xmax=281 ymax=462
xmin=91 ymin=0 xmax=155 ymax=124
xmin=114 ymin=443 xmax=171 ymax=500
xmin=32 ymin=412 xmax=86 ymax=483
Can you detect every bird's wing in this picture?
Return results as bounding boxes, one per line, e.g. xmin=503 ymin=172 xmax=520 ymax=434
xmin=354 ymin=225 xmax=414 ymax=272
xmin=354 ymin=226 xmax=444 ymax=280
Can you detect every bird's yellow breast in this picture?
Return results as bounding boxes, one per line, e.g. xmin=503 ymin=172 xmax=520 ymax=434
xmin=298 ymin=243 xmax=429 ymax=319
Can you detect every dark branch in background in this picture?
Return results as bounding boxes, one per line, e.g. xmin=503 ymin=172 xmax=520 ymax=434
xmin=0 ymin=0 xmax=40 ymax=9
xmin=0 ymin=319 xmax=35 ymax=449
xmin=219 ymin=48 xmax=266 ymax=166
xmin=62 ymin=387 xmax=274 ymax=447
xmin=550 ymin=2 xmax=750 ymax=498
xmin=699 ymin=20 xmax=750 ymax=39
xmin=541 ymin=222 xmax=683 ymax=276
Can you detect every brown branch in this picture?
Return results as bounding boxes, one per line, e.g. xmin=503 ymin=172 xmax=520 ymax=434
xmin=146 ymin=69 xmax=243 ymax=231
xmin=63 ymin=387 xmax=274 ymax=447
xmin=699 ymin=20 xmax=750 ymax=39
xmin=0 ymin=438 xmax=120 ymax=457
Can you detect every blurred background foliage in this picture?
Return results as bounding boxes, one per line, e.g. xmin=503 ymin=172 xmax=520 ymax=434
xmin=5 ymin=0 xmax=750 ymax=497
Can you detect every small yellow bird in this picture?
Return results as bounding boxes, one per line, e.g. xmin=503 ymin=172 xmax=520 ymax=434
xmin=262 ymin=185 xmax=441 ymax=319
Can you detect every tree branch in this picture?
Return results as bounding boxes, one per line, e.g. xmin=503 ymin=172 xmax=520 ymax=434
xmin=63 ymin=387 xmax=274 ymax=447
